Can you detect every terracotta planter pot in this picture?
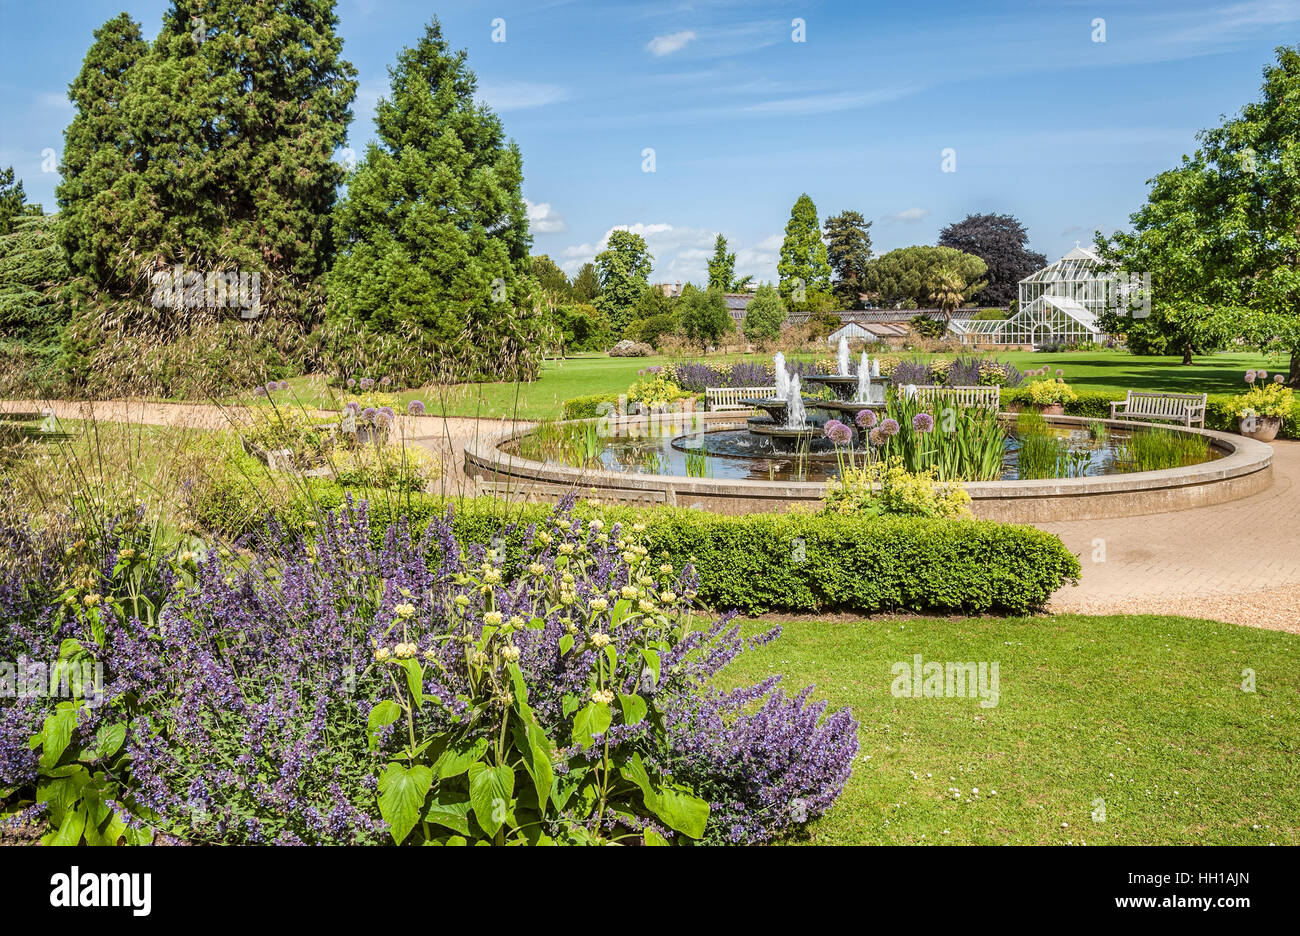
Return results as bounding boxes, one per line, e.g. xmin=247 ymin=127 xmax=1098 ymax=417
xmin=1239 ymin=416 xmax=1281 ymax=442
xmin=1040 ymin=403 xmax=1065 ymax=416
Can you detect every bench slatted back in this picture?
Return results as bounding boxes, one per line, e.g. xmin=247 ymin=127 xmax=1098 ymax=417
xmin=912 ymin=384 xmax=1001 ymax=410
xmin=705 ymin=386 xmax=772 ymax=411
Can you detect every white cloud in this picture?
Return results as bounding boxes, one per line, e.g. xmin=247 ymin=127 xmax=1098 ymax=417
xmin=478 ymin=81 xmax=570 ymax=111
xmin=734 ymin=86 xmax=922 ymax=118
xmin=33 ymin=91 xmax=72 ymax=112
xmin=647 ymin=31 xmax=698 ymax=57
xmin=881 ymin=207 xmax=929 ymax=224
xmin=525 ymin=199 xmax=567 ymax=234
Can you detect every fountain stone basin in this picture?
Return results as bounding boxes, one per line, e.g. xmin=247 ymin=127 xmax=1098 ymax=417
xmin=801 ymin=374 xmax=870 ymax=402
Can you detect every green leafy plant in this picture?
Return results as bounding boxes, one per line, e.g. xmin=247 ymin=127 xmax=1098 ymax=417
xmin=1231 ymin=370 xmax=1294 ymax=421
xmin=1024 ymin=378 xmax=1079 ymax=407
xmin=823 ymin=456 xmax=972 ymax=519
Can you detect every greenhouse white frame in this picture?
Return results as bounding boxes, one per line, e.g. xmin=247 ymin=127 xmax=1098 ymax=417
xmin=950 ymin=246 xmax=1111 ymax=347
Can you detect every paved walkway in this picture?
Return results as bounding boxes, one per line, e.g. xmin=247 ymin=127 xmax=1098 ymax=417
xmin=5 ymin=399 xmax=1297 ymax=631
xmin=1039 ymin=439 xmax=1300 ymax=633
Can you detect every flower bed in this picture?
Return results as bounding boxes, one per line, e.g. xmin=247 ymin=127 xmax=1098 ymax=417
xmin=0 ymin=499 xmax=857 ymax=845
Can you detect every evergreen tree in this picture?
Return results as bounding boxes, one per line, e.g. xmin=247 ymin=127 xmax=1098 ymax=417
xmin=571 ymin=262 xmax=600 ymax=302
xmin=55 ymin=13 xmax=147 ymax=281
xmin=706 ymin=233 xmax=736 ymax=292
xmin=742 ymin=283 xmax=785 ymax=342
xmin=777 ymin=194 xmax=832 ymax=311
xmin=823 ymin=210 xmax=873 ymax=309
xmin=863 ymin=246 xmax=987 ymax=308
xmin=328 ymin=18 xmax=541 ymax=382
xmin=0 ymin=214 xmax=70 ymax=343
xmin=0 ymin=167 xmax=37 ymax=237
xmin=593 ymin=230 xmax=652 ymax=336
xmin=531 ymin=255 xmax=572 ymax=303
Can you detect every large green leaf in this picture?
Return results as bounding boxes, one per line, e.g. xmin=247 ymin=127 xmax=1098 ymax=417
xmin=424 ymin=789 xmax=473 ymax=836
xmin=512 ymin=717 xmax=555 ymax=809
xmin=36 ymin=764 xmax=89 ymax=829
xmin=620 ymin=754 xmax=709 ymax=839
xmin=43 ymin=806 xmax=87 ymax=847
xmin=366 ymin=700 xmax=402 ymax=752
xmin=467 ymin=763 xmax=515 ymax=837
xmin=80 ymin=723 xmax=125 ymax=762
xmin=398 ymin=658 xmax=424 ymax=706
xmin=435 ymin=736 xmax=489 ymax=779
xmin=572 ymin=702 xmax=612 ymax=747
xmin=38 ymin=702 xmax=80 ymax=770
xmin=617 ymin=692 xmax=647 ymax=726
xmin=378 ymin=762 xmax=433 ymax=845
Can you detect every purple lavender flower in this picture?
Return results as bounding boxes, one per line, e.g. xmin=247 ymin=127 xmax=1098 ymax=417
xmin=855 ymin=408 xmax=878 ymax=429
xmin=880 ymin=417 xmax=900 ymax=437
xmin=407 ymin=400 xmax=426 ymax=415
xmin=823 ymin=419 xmax=852 ymax=446
xmin=912 ymin=412 xmax=934 ymax=433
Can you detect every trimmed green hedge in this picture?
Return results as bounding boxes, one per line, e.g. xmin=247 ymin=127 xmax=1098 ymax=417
xmin=561 ymin=394 xmax=622 ymax=420
xmin=270 ymin=488 xmax=1081 ymax=615
xmin=1002 ymin=387 xmax=1300 ymax=439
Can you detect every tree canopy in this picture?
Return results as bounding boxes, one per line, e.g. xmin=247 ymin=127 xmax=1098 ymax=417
xmin=862 ymin=246 xmax=987 ymax=309
xmin=679 ymin=285 xmax=733 ymax=351
xmin=823 ymin=210 xmax=873 ymax=309
xmin=778 ymin=194 xmax=832 ymax=311
xmin=707 ymin=234 xmax=736 ymax=292
xmin=594 ymin=229 xmax=652 ymax=337
xmin=937 ymin=213 xmax=1045 ymax=307
xmin=742 ymin=283 xmax=785 ymax=342
xmin=327 ymin=18 xmax=540 ymax=382
xmin=1096 ymin=44 xmax=1300 ymax=379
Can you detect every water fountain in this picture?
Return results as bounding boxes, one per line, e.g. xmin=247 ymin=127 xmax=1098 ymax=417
xmin=804 ymin=338 xmax=887 ymax=415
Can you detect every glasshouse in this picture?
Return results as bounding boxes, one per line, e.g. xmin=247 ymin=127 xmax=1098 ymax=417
xmin=952 ymin=245 xmax=1114 ymax=347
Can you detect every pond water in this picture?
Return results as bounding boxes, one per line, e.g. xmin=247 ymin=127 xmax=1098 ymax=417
xmin=506 ymin=420 xmax=1223 ymax=483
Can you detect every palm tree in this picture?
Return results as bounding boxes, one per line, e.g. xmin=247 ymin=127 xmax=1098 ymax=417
xmin=928 ymin=267 xmax=967 ymax=329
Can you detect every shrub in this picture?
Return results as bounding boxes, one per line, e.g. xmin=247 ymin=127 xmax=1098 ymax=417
xmin=255 ymin=494 xmax=1081 ymax=616
xmin=910 ymin=315 xmax=947 ymax=339
xmin=823 ymin=457 xmax=972 ymax=519
xmin=0 ymin=500 xmax=859 ymax=845
xmin=626 ymin=373 xmax=691 ymax=407
xmin=608 ymin=339 xmax=653 ymax=357
xmin=1231 ymin=370 xmax=1294 ymax=422
xmin=1024 ymin=378 xmax=1079 ymax=407
xmin=562 ymin=394 xmax=622 ymax=420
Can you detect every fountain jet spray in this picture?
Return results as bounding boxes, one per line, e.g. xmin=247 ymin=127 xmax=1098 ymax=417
xmin=786 ymin=374 xmax=806 ymax=429
xmin=773 ymin=352 xmax=789 ymax=402
xmin=857 ymin=351 xmax=872 ymax=404
xmin=837 ymin=336 xmax=850 ymax=376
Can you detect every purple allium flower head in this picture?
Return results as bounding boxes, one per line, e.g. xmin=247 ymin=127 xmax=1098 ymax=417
xmin=1055 ymin=369 xmax=1064 ymax=376
xmin=407 ymin=400 xmax=426 ymax=415
xmin=1275 ymin=374 xmax=1285 ymax=384
xmin=253 ymin=385 xmax=267 ymax=397
xmin=823 ymin=419 xmax=852 ymax=446
xmin=380 ymin=377 xmax=391 ymax=387
xmin=867 ymin=428 xmax=884 ymax=447
xmin=1258 ymin=370 xmax=1267 ymax=379
xmin=880 ymin=418 xmax=900 ymax=437
xmin=265 ymin=381 xmax=278 ymax=393
xmin=344 ymin=401 xmax=361 ymax=416
xmin=360 ymin=407 xmax=377 ymax=422
xmin=346 ymin=377 xmax=357 ymax=388
xmin=855 ymin=408 xmax=878 ymax=429
xmin=277 ymin=380 xmax=290 ymax=391
xmin=912 ymin=412 xmax=934 ymax=433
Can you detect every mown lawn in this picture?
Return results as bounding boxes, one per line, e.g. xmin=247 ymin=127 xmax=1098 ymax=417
xmin=717 ymin=613 xmax=1300 ymax=845
xmin=255 ymin=350 xmax=1283 ymax=421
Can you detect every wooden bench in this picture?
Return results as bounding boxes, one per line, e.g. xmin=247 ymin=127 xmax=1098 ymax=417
xmin=705 ymin=386 xmax=772 ymax=412
xmin=1109 ymin=390 xmax=1206 ymax=428
xmin=911 ymin=384 xmax=1001 ymax=410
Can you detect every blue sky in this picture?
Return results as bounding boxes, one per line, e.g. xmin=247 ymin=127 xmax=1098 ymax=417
xmin=1 ymin=0 xmax=1295 ymax=284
